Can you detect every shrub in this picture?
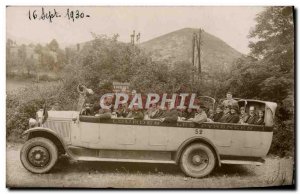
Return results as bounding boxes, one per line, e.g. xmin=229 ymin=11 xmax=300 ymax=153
xmin=269 ymin=119 xmax=294 ymax=157
xmin=6 ymin=81 xmax=77 ymax=141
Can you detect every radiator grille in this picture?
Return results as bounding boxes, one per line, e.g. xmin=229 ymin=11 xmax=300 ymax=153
xmin=43 ymin=120 xmax=71 ymax=139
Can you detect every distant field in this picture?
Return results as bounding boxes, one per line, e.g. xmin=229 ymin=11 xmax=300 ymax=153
xmin=6 ymin=79 xmax=33 ymax=92
xmin=6 ymin=79 xmax=59 ymax=93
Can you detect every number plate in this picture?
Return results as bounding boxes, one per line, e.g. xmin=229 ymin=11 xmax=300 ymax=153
xmin=195 ymin=128 xmax=203 ymax=135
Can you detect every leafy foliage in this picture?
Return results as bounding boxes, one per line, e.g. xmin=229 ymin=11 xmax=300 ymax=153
xmin=228 ymin=7 xmax=294 ymax=157
xmin=6 ymin=81 xmax=76 ymax=141
xmin=6 ymin=39 xmax=66 ymax=79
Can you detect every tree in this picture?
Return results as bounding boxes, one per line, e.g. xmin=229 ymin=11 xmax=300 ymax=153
xmin=248 ymin=7 xmax=294 ymax=104
xmin=6 ymin=39 xmax=14 ymax=71
xmin=48 ymin=39 xmax=59 ymax=52
xmin=226 ymin=7 xmax=294 ymax=156
xmin=228 ymin=7 xmax=294 ymax=102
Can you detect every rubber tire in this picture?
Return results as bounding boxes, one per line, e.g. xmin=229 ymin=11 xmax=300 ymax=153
xmin=20 ymin=137 xmax=58 ymax=174
xmin=180 ymin=143 xmax=216 ymax=178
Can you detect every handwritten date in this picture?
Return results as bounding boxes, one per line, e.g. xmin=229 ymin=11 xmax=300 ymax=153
xmin=28 ymin=7 xmax=90 ymax=23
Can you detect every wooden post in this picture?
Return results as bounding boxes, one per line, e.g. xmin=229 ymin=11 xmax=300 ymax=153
xmin=198 ymin=29 xmax=202 ymax=75
xmin=192 ymin=33 xmax=195 ymax=67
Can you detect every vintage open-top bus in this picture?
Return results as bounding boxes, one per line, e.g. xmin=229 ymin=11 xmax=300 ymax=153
xmin=20 ymin=98 xmax=277 ymax=178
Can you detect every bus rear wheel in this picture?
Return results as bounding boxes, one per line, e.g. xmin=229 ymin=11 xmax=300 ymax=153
xmin=180 ymin=143 xmax=216 ymax=178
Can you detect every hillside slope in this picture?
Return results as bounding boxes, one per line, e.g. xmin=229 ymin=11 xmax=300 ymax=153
xmin=140 ymin=28 xmax=243 ymax=72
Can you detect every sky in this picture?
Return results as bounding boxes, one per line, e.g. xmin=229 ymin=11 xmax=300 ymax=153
xmin=6 ymin=6 xmax=264 ymax=54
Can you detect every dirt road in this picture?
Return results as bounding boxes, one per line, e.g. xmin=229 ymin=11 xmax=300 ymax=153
xmin=6 ymin=143 xmax=294 ymax=188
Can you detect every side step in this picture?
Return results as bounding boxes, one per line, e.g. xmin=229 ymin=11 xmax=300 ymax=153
xmin=221 ymin=159 xmax=265 ymax=166
xmin=69 ymin=156 xmax=176 ymax=164
xmin=66 ymin=146 xmax=176 ymax=164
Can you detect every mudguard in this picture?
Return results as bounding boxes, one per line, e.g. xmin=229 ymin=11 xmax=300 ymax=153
xmin=22 ymin=127 xmax=68 ymax=154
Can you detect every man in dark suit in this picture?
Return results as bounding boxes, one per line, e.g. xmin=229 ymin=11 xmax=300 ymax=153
xmin=247 ymin=106 xmax=258 ymax=124
xmin=160 ymin=102 xmax=178 ymax=123
xmin=219 ymin=106 xmax=231 ymax=123
xmin=213 ymin=106 xmax=223 ymax=122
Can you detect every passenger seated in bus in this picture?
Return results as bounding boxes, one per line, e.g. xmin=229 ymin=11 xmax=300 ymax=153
xmin=208 ymin=109 xmax=214 ymax=120
xmin=116 ymin=102 xmax=129 ymax=118
xmin=190 ymin=106 xmax=207 ymax=124
xmin=255 ymin=110 xmax=265 ymax=125
xmin=239 ymin=107 xmax=249 ymax=124
xmin=213 ymin=106 xmax=223 ymax=122
xmin=96 ymin=107 xmax=112 ymax=119
xmin=160 ymin=102 xmax=178 ymax=123
xmin=127 ymin=103 xmax=144 ymax=120
xmin=221 ymin=91 xmax=239 ymax=109
xmin=177 ymin=107 xmax=187 ymax=120
xmin=227 ymin=106 xmax=240 ymax=123
xmin=183 ymin=108 xmax=195 ymax=120
xmin=92 ymin=101 xmax=101 ymax=115
xmin=50 ymin=101 xmax=61 ymax=111
xmin=151 ymin=104 xmax=166 ymax=119
xmin=219 ymin=106 xmax=231 ymax=123
xmin=95 ymin=95 xmax=113 ymax=119
xmin=246 ymin=106 xmax=258 ymax=124
xmin=144 ymin=103 xmax=159 ymax=119
xmin=80 ymin=103 xmax=93 ymax=115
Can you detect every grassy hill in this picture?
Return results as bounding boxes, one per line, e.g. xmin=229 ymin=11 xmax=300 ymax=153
xmin=140 ymin=28 xmax=243 ymax=73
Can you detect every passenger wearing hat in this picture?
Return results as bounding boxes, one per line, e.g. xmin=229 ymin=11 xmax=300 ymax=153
xmin=151 ymin=104 xmax=166 ymax=119
xmin=127 ymin=103 xmax=144 ymax=120
xmin=221 ymin=92 xmax=239 ymax=109
xmin=190 ymin=106 xmax=207 ymax=124
xmin=219 ymin=105 xmax=231 ymax=123
xmin=227 ymin=105 xmax=240 ymax=123
xmin=213 ymin=106 xmax=223 ymax=122
xmin=96 ymin=94 xmax=113 ymax=119
xmin=144 ymin=103 xmax=158 ymax=119
xmin=246 ymin=106 xmax=258 ymax=124
xmin=160 ymin=102 xmax=178 ymax=123
xmin=116 ymin=102 xmax=130 ymax=118
xmin=50 ymin=101 xmax=60 ymax=111
xmin=255 ymin=110 xmax=265 ymax=125
xmin=239 ymin=107 xmax=249 ymax=124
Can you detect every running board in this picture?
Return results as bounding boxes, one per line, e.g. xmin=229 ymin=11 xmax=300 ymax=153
xmin=70 ymin=156 xmax=176 ymax=164
xmin=66 ymin=146 xmax=176 ymax=164
xmin=221 ymin=159 xmax=265 ymax=166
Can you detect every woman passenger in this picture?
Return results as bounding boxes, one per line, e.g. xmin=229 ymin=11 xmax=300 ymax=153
xmin=213 ymin=106 xmax=223 ymax=122
xmin=227 ymin=106 xmax=240 ymax=123
xmin=239 ymin=107 xmax=249 ymax=124
xmin=255 ymin=110 xmax=265 ymax=125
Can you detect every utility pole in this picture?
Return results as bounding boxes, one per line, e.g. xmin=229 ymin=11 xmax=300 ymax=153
xmin=192 ymin=33 xmax=195 ymax=67
xmin=136 ymin=32 xmax=141 ymax=44
xmin=191 ymin=28 xmax=203 ymax=82
xmin=197 ymin=29 xmax=202 ymax=76
xmin=130 ymin=30 xmax=141 ymax=45
xmin=130 ymin=30 xmax=135 ymax=45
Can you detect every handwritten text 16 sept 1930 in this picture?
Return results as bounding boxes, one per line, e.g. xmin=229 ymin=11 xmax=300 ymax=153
xmin=28 ymin=7 xmax=90 ymax=23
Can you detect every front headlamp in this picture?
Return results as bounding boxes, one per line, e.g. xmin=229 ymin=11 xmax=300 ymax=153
xmin=29 ymin=118 xmax=37 ymax=128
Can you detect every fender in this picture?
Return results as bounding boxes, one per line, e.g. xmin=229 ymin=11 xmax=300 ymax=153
xmin=175 ymin=136 xmax=221 ymax=166
xmin=22 ymin=127 xmax=61 ymax=139
xmin=22 ymin=127 xmax=69 ymax=155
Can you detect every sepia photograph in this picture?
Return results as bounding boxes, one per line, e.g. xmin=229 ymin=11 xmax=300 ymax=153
xmin=6 ymin=6 xmax=295 ymax=189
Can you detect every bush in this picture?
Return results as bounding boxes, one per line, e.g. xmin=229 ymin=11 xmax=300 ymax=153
xmin=6 ymin=81 xmax=76 ymax=141
xmin=269 ymin=119 xmax=294 ymax=157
